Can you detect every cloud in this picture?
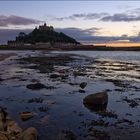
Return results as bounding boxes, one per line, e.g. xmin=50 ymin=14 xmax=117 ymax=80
xmin=53 ymin=7 xmax=140 ymax=22
xmin=53 ymin=13 xmax=108 ymax=21
xmin=100 ymin=13 xmax=140 ymax=22
xmin=127 ymin=8 xmax=140 ymax=15
xmin=55 ymin=27 xmax=101 ymax=40
xmin=1 ymin=27 xmax=140 ymax=44
xmin=83 ymin=27 xmax=101 ymax=34
xmin=100 ymin=8 xmax=140 ymax=22
xmin=117 ymin=5 xmax=132 ymax=10
xmin=0 ymin=15 xmax=42 ymax=27
xmin=0 ymin=27 xmax=101 ymax=44
xmin=56 ymin=27 xmax=140 ymax=43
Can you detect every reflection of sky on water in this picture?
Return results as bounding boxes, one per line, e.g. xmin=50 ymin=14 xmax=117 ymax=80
xmin=0 ymin=50 xmax=140 ymax=140
xmin=59 ymin=51 xmax=140 ymax=63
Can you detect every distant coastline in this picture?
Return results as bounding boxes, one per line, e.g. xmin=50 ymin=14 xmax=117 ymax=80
xmin=1 ymin=44 xmax=140 ymax=51
xmin=1 ymin=23 xmax=140 ymax=51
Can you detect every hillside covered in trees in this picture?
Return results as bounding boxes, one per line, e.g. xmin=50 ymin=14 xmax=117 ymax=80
xmin=15 ymin=23 xmax=80 ymax=45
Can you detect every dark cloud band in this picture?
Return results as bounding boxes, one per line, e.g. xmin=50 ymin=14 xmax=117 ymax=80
xmin=100 ymin=14 xmax=140 ymax=22
xmin=53 ymin=8 xmax=140 ymax=22
xmin=0 ymin=15 xmax=43 ymax=27
xmin=0 ymin=28 xmax=140 ymax=44
xmin=53 ymin=13 xmax=108 ymax=21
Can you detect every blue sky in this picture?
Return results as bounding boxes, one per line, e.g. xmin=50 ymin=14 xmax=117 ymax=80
xmin=1 ymin=1 xmax=140 ymax=43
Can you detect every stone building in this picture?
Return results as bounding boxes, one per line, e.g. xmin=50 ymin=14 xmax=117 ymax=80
xmin=39 ymin=23 xmax=54 ymax=31
xmin=7 ymin=41 xmax=24 ymax=47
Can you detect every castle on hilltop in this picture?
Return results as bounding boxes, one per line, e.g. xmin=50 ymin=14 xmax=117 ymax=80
xmin=38 ymin=23 xmax=54 ymax=31
xmin=7 ymin=23 xmax=79 ymax=47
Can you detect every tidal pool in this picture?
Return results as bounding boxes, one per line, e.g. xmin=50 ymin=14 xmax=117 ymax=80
xmin=0 ymin=50 xmax=140 ymax=140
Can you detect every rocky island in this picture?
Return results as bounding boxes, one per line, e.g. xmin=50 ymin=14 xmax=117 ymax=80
xmin=0 ymin=23 xmax=140 ymax=51
xmin=7 ymin=23 xmax=80 ymax=49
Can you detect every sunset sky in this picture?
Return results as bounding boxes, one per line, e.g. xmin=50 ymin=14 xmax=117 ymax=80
xmin=1 ymin=1 xmax=140 ymax=44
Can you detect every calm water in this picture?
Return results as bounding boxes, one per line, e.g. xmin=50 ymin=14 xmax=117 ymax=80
xmin=0 ymin=50 xmax=140 ymax=140
xmin=57 ymin=51 xmax=140 ymax=62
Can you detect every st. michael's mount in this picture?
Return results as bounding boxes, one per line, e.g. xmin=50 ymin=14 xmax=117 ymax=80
xmin=8 ymin=23 xmax=80 ymax=47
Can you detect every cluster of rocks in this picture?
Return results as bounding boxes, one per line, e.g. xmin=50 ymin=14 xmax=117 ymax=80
xmin=26 ymin=83 xmax=55 ymax=90
xmin=0 ymin=108 xmax=37 ymax=140
xmin=122 ymin=97 xmax=139 ymax=108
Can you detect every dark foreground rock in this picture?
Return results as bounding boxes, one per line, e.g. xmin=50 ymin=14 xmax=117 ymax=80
xmin=19 ymin=127 xmax=38 ymax=140
xmin=26 ymin=83 xmax=46 ymax=90
xmin=50 ymin=74 xmax=60 ymax=79
xmin=20 ymin=112 xmax=35 ymax=121
xmin=88 ymin=128 xmax=110 ymax=140
xmin=0 ymin=107 xmax=38 ymax=140
xmin=61 ymin=129 xmax=77 ymax=140
xmin=83 ymin=91 xmax=108 ymax=111
xmin=80 ymin=82 xmax=87 ymax=89
xmin=0 ymin=133 xmax=8 ymax=140
xmin=0 ymin=108 xmax=7 ymax=131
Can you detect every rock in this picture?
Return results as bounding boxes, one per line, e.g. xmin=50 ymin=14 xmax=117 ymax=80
xmin=0 ymin=108 xmax=37 ymax=140
xmin=88 ymin=128 xmax=110 ymax=140
xmin=50 ymin=74 xmax=60 ymax=79
xmin=20 ymin=127 xmax=38 ymax=140
xmin=80 ymin=82 xmax=87 ymax=89
xmin=83 ymin=91 xmax=108 ymax=111
xmin=83 ymin=91 xmax=108 ymax=105
xmin=78 ymin=89 xmax=85 ymax=93
xmin=20 ymin=112 xmax=34 ymax=121
xmin=0 ymin=107 xmax=7 ymax=131
xmin=26 ymin=83 xmax=46 ymax=90
xmin=61 ymin=75 xmax=68 ymax=80
xmin=122 ymin=97 xmax=139 ymax=108
xmin=61 ymin=129 xmax=77 ymax=140
xmin=7 ymin=116 xmax=22 ymax=134
xmin=38 ymin=107 xmax=48 ymax=112
xmin=0 ymin=111 xmax=5 ymax=131
xmin=28 ymin=98 xmax=43 ymax=103
xmin=0 ymin=78 xmax=4 ymax=82
xmin=97 ymin=110 xmax=118 ymax=118
xmin=0 ymin=132 xmax=8 ymax=140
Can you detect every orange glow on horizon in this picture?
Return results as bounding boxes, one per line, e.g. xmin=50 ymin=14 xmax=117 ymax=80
xmin=94 ymin=42 xmax=140 ymax=47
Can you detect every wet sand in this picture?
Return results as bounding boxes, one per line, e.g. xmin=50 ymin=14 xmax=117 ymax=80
xmin=0 ymin=53 xmax=15 ymax=61
xmin=0 ymin=50 xmax=140 ymax=140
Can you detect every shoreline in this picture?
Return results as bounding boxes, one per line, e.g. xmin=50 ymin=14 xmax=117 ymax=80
xmin=0 ymin=53 xmax=15 ymax=61
xmin=1 ymin=45 xmax=140 ymax=51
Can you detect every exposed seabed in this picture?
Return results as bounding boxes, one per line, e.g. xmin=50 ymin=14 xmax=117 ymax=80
xmin=0 ymin=50 xmax=140 ymax=140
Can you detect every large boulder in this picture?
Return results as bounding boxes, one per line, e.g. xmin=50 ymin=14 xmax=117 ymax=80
xmin=0 ymin=108 xmax=38 ymax=140
xmin=20 ymin=127 xmax=38 ymax=140
xmin=0 ymin=108 xmax=7 ymax=131
xmin=83 ymin=91 xmax=108 ymax=111
xmin=0 ymin=133 xmax=8 ymax=140
xmin=7 ymin=116 xmax=22 ymax=134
